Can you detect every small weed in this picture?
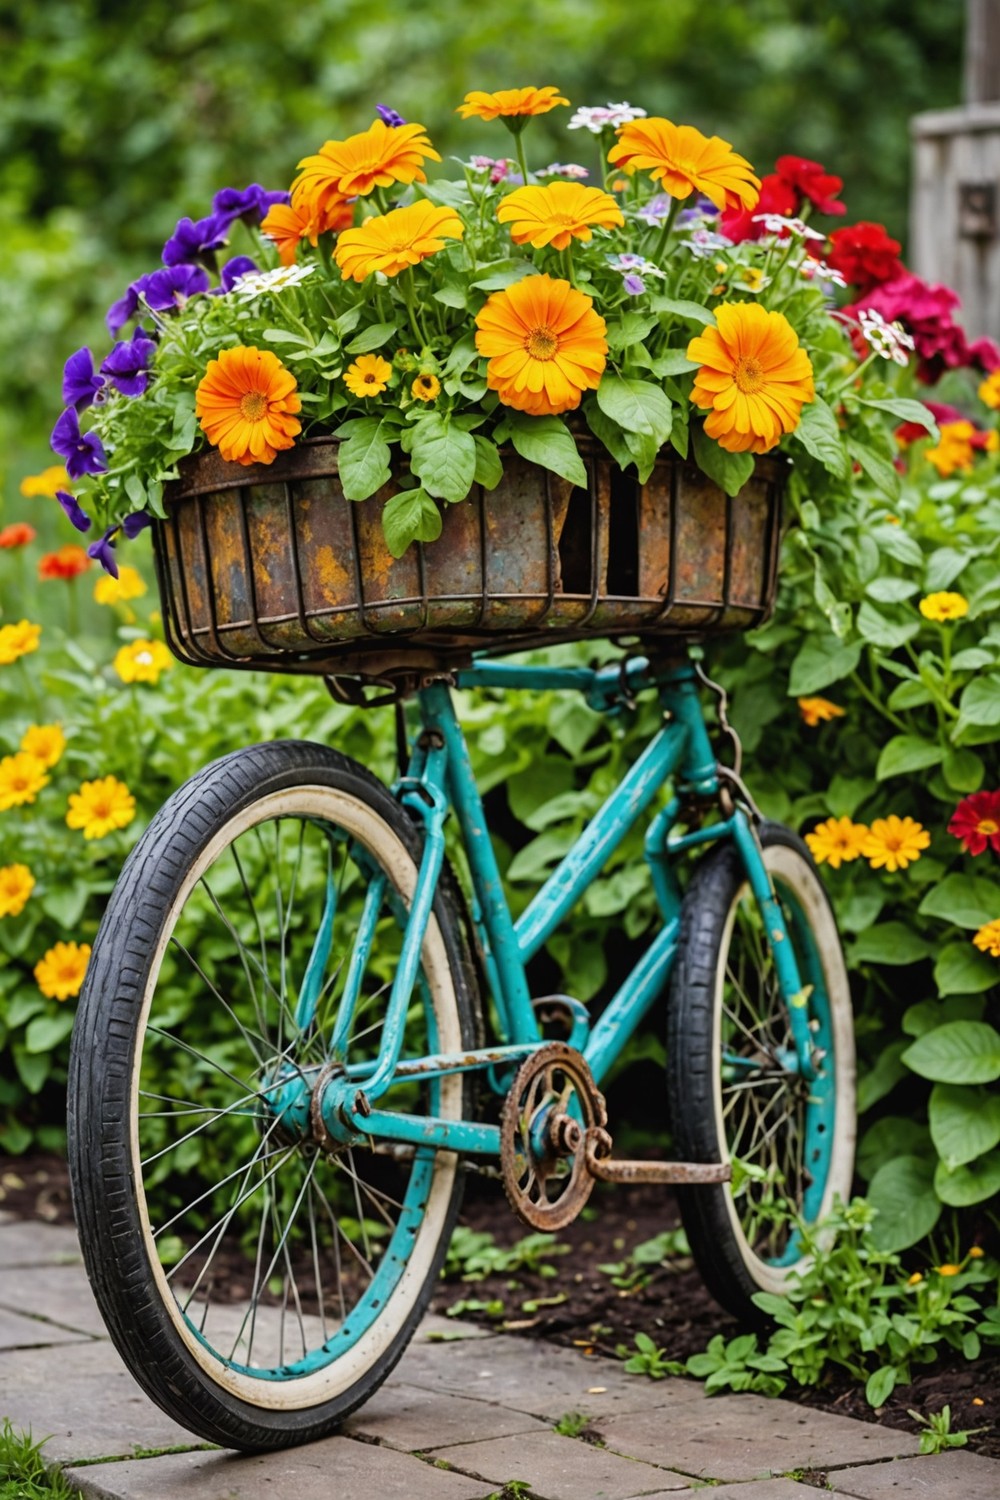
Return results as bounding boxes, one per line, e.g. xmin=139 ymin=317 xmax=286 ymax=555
xmin=487 ymin=1483 xmax=533 ymax=1500
xmin=617 ymin=1330 xmax=685 ymax=1380
xmin=907 ymin=1404 xmax=987 ymax=1455
xmin=444 ymin=1227 xmax=569 ymax=1282
xmin=599 ymin=1228 xmax=691 ymax=1290
xmin=553 ymin=1411 xmax=589 ymax=1437
xmin=0 ymin=1421 xmax=82 ymax=1500
xmin=446 ymin=1296 xmax=505 ymax=1320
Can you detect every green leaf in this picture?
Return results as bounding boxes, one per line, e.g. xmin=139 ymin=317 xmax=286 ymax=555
xmin=950 ymin=647 xmax=995 ymax=672
xmin=792 ymin=396 xmax=849 ymax=478
xmin=865 ymin=1366 xmax=897 ymax=1408
xmin=788 ymin=637 xmax=862 ymax=696
xmin=847 ymin=436 xmax=901 ymax=500
xmin=860 ymin=396 xmax=938 ymax=436
xmin=472 ymin=435 xmax=503 ymax=490
xmin=505 ymin=413 xmax=588 ymax=489
xmin=622 ymin=427 xmax=660 ymax=484
xmin=857 ymin=1039 xmax=908 ymax=1114
xmin=40 ymin=885 xmax=90 ymax=929
xmin=24 ymin=1011 xmax=75 ymax=1054
xmin=335 ymin=417 xmax=392 ymax=501
xmin=381 ymin=488 xmax=442 ymax=557
xmin=875 ymin=734 xmax=943 ymax=780
xmin=934 ymin=941 xmax=997 ymax=996
xmin=903 ymin=995 xmax=986 ymax=1037
xmin=957 ymin=676 xmax=1000 ymax=728
xmin=866 ymin=578 xmax=919 ymax=604
xmin=918 ymin=874 xmax=1000 ymax=929
xmin=924 ymin=546 xmax=969 ymax=593
xmin=691 ymin=424 xmax=754 ymax=498
xmin=867 ymin=1155 xmax=942 ymax=1251
xmin=850 ymin=923 xmax=933 ymax=966
xmin=902 ymin=1021 xmax=1000 ymax=1084
xmin=345 ymin=320 xmax=397 ymax=354
xmin=12 ymin=1046 xmax=49 ymax=1095
xmin=471 ymin=260 xmax=538 ymax=290
xmin=408 ymin=412 xmax=477 ymax=502
xmin=856 ymin=601 xmax=919 ymax=651
xmin=929 ymin=1083 xmax=1000 ymax=1169
xmin=583 ymin=399 xmax=633 ymax=472
xmin=651 ymin=295 xmax=715 ymax=325
xmin=942 ymin=748 xmax=984 ymax=794
xmin=644 ymin=349 xmax=699 ymax=376
xmin=595 ymin=375 xmax=672 ymax=446
xmin=934 ymin=1150 xmax=1000 ymax=1207
xmin=605 ymin=311 xmax=658 ymax=351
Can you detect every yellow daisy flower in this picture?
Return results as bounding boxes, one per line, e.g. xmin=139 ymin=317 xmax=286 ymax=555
xmin=798 ymin=697 xmax=846 ymax=727
xmin=344 ymin=354 xmax=393 ymax=399
xmin=34 ymin=941 xmax=91 ymax=1001
xmin=456 ymin=87 xmax=569 ymax=125
xmin=19 ymin=466 xmax=70 ymax=499
xmin=496 ymin=182 xmax=624 ymax=251
xmin=0 ymin=753 xmax=50 ymax=811
xmin=0 ymin=863 xmax=35 ymax=918
xmin=861 ymin=815 xmax=930 ymax=873
xmin=979 ymin=371 xmax=1000 ymax=409
xmin=0 ymin=620 xmax=42 ymax=666
xmin=66 ymin=776 xmax=136 ymax=840
xmin=94 ymin=565 xmax=147 ymax=605
xmin=411 ymin=372 xmax=441 ymax=402
xmin=925 ymin=420 xmax=976 ymax=478
xmin=936 ymin=1264 xmax=960 ymax=1277
xmin=20 ymin=724 xmax=66 ymax=770
xmin=687 ymin=302 xmax=814 ymax=454
xmin=907 ymin=1272 xmax=923 ymax=1286
xmin=474 ymin=274 xmax=607 ymax=417
xmin=293 ymin=119 xmax=441 ymax=206
xmin=608 ymin=118 xmax=760 ymax=213
xmin=334 ymin=201 xmax=464 ymax=282
xmin=113 ymin=640 xmax=173 ymax=685
xmin=972 ymin=918 xmax=1000 ymax=958
xmin=804 ymin=817 xmax=869 ymax=870
xmin=919 ymin=592 xmax=968 ymax=623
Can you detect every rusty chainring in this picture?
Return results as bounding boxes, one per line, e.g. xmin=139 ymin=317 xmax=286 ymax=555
xmin=500 ymin=1042 xmax=608 ymax=1231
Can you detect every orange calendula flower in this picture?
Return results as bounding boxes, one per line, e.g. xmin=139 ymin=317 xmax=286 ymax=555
xmin=344 ymin=354 xmax=393 ymax=399
xmin=862 ymin=815 xmax=930 ymax=873
xmin=35 ymin=941 xmax=91 ymax=1001
xmin=261 ymin=198 xmax=354 ymax=266
xmin=475 ymin=273 xmax=607 ymax=417
xmin=973 ymin=918 xmax=1000 ymax=958
xmin=925 ymin=420 xmax=976 ymax=477
xmin=195 ymin=346 xmax=302 ymax=467
xmin=608 ymin=118 xmax=760 ymax=214
xmin=411 ymin=372 xmax=441 ymax=402
xmin=907 ymin=1272 xmax=923 ymax=1286
xmin=19 ymin=466 xmax=70 ymax=499
xmin=0 ymin=863 xmax=35 ymax=918
xmin=804 ymin=817 xmax=869 ymax=870
xmin=978 ymin=370 xmax=1000 ymax=409
xmin=798 ymin=697 xmax=846 ymax=727
xmin=496 ymin=182 xmax=624 ymax=251
xmin=0 ymin=620 xmax=42 ymax=666
xmin=94 ymin=565 xmax=146 ymax=606
xmin=66 ymin=775 xmax=136 ymax=839
xmin=0 ymin=753 xmax=49 ymax=811
xmin=0 ymin=522 xmax=36 ymax=548
xmin=688 ymin=302 xmax=814 ymax=454
xmin=936 ymin=1264 xmax=960 ymax=1277
xmin=457 ymin=87 xmax=569 ymax=126
xmin=969 ymin=1246 xmax=985 ymax=1258
xmin=38 ymin=545 xmax=91 ymax=580
xmin=919 ymin=591 xmax=968 ymax=623
xmin=334 ymin=201 xmax=464 ymax=282
xmin=20 ymin=724 xmax=66 ymax=769
xmin=114 ymin=639 xmax=173 ymax=685
xmin=293 ymin=120 xmax=440 ymax=208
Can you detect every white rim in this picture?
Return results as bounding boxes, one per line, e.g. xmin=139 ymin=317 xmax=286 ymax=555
xmin=711 ymin=843 xmax=856 ymax=1294
xmin=129 ymin=784 xmax=463 ymax=1410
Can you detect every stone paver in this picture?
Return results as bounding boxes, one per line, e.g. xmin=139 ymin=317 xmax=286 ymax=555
xmin=0 ymin=1260 xmax=106 ymax=1337
xmin=0 ymin=1304 xmax=91 ymax=1350
xmin=709 ymin=1486 xmax=838 ymax=1499
xmin=430 ymin=1428 xmax=685 ymax=1499
xmin=64 ymin=1438 xmax=495 ymax=1500
xmin=829 ymin=1450 xmax=1000 ymax=1498
xmin=345 ymin=1378 xmax=549 ymax=1450
xmin=414 ymin=1312 xmax=494 ymax=1342
xmin=595 ymin=1396 xmax=921 ymax=1482
xmin=0 ymin=1218 xmax=81 ymax=1267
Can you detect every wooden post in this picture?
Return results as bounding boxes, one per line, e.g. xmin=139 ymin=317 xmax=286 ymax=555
xmin=965 ymin=0 xmax=1000 ymax=104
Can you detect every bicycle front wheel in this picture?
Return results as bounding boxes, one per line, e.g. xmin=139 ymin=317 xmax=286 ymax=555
xmin=69 ymin=740 xmax=479 ymax=1450
xmin=667 ymin=822 xmax=855 ymax=1323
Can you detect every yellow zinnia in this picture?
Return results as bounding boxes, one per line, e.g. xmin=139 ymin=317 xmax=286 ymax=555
xmin=334 ymin=201 xmax=464 ymax=282
xmin=93 ymin=565 xmax=147 ymax=605
xmin=457 ymin=87 xmax=569 ymax=125
xmin=496 ymin=182 xmax=624 ymax=250
xmin=66 ymin=775 xmax=136 ymax=840
xmin=978 ymin=370 xmax=1000 ymax=409
xmin=925 ymin=420 xmax=976 ymax=478
xmin=804 ymin=817 xmax=869 ymax=870
xmin=114 ymin=639 xmax=173 ymax=685
xmin=0 ymin=863 xmax=35 ymax=918
xmin=195 ymin=346 xmax=302 ymax=467
xmin=344 ymin=354 xmax=393 ymax=399
xmin=19 ymin=466 xmax=70 ymax=499
xmin=0 ymin=753 xmax=49 ymax=811
xmin=35 ymin=941 xmax=91 ymax=1001
xmin=411 ymin=372 xmax=441 ymax=402
xmin=475 ymin=273 xmax=608 ymax=417
xmin=0 ymin=620 xmax=42 ymax=666
xmin=798 ymin=697 xmax=845 ymax=727
xmin=20 ymin=724 xmax=66 ymax=769
xmin=973 ymin=919 xmax=1000 ymax=958
xmin=919 ymin=592 xmax=968 ymax=623
xmin=688 ymin=303 xmax=814 ymax=455
xmin=293 ymin=120 xmax=440 ymax=207
xmin=861 ymin=816 xmax=930 ymax=873
xmin=608 ymin=118 xmax=760 ymax=214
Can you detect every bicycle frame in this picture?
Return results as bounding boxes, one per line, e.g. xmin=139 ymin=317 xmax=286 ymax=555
xmin=299 ymin=654 xmax=816 ymax=1158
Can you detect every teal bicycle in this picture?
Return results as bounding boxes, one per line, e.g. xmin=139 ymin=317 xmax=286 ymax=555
xmin=68 ymin=646 xmax=855 ymax=1451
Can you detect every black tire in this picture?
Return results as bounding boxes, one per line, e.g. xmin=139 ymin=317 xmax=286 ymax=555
xmin=667 ymin=822 xmax=856 ymax=1325
xmin=68 ymin=740 xmax=480 ymax=1451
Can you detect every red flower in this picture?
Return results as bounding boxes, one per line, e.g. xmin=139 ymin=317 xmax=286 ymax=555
xmin=896 ymin=400 xmax=968 ymax=446
xmin=847 ymin=270 xmax=1000 ymax=384
xmin=827 ymin=222 xmax=902 ymax=293
xmin=0 ymin=523 xmax=36 ymax=549
xmin=949 ymin=790 xmax=1000 ymax=856
xmin=38 ymin=544 xmax=92 ymax=580
xmin=720 ymin=173 xmax=797 ymax=243
xmin=775 ymin=155 xmax=846 ymax=217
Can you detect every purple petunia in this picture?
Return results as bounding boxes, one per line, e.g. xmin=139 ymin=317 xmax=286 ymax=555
xmin=87 ymin=526 xmax=120 ymax=578
xmin=162 ymin=213 xmax=229 ymax=267
xmin=623 ymin=273 xmax=646 ymax=295
xmin=55 ymin=490 xmax=93 ymax=533
xmin=51 ymin=409 xmax=107 ymax=479
xmin=100 ymin=331 xmax=158 ymax=398
xmin=122 ymin=510 xmax=152 ymax=539
xmin=212 ymin=184 xmax=290 ymax=227
xmin=376 ymin=104 xmax=406 ymax=128
xmin=106 ymin=264 xmax=210 ymax=334
xmin=62 ymin=348 xmax=104 ymax=411
xmin=220 ymin=255 xmax=258 ymax=292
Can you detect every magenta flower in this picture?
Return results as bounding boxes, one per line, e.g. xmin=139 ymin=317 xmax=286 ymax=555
xmin=63 ymin=348 xmax=104 ymax=411
xmin=55 ymin=490 xmax=93 ymax=533
xmin=51 ymin=409 xmax=107 ymax=479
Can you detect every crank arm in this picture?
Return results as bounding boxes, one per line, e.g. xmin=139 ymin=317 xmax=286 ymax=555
xmin=584 ymin=1145 xmax=731 ymax=1185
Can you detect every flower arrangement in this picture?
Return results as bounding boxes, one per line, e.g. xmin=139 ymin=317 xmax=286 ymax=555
xmin=51 ymin=90 xmax=964 ymax=568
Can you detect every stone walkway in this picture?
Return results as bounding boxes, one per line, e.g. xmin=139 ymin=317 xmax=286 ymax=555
xmin=1 ymin=1216 xmax=997 ymax=1499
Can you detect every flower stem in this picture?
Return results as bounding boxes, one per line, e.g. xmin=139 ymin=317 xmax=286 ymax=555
xmin=652 ymin=197 xmax=680 ymax=266
xmin=514 ymin=133 xmax=531 ymax=188
xmin=401 ymin=269 xmax=427 ymax=347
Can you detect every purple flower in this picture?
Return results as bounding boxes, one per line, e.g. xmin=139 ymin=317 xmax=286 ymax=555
xmin=636 ymin=194 xmax=673 ymax=227
xmin=220 ymin=255 xmax=258 ymax=292
xmin=122 ymin=510 xmax=152 ymax=539
xmin=87 ymin=526 xmax=120 ymax=578
xmin=162 ymin=213 xmax=229 ymax=267
xmin=51 ymin=409 xmax=107 ymax=479
xmin=62 ymin=348 xmax=104 ymax=411
xmin=212 ymin=184 xmax=289 ymax=227
xmin=141 ymin=264 xmax=211 ymax=314
xmin=106 ymin=283 xmax=142 ymax=335
xmin=623 ymin=273 xmax=646 ymax=295
xmin=55 ymin=490 xmax=93 ymax=533
xmin=100 ymin=331 xmax=157 ymax=397
xmin=376 ymin=104 xmax=406 ymax=127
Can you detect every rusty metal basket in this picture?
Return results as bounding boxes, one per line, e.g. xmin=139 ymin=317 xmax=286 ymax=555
xmin=152 ymin=434 xmax=784 ymax=678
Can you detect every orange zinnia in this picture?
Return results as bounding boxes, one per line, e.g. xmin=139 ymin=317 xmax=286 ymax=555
xmin=0 ymin=523 xmax=36 ymax=548
xmin=293 ymin=120 xmax=440 ymax=208
xmin=334 ymin=201 xmax=464 ymax=282
xmin=457 ymin=87 xmax=569 ymax=124
xmin=497 ymin=182 xmax=624 ymax=251
xmin=608 ymin=118 xmax=760 ymax=214
xmin=38 ymin=545 xmax=91 ymax=580
xmin=195 ymin=346 xmax=302 ymax=467
xmin=687 ymin=302 xmax=814 ymax=454
xmin=261 ymin=198 xmax=354 ymax=266
xmin=475 ymin=273 xmax=607 ymax=417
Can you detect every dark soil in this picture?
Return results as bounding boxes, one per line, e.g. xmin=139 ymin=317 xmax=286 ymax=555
xmin=4 ymin=1154 xmax=996 ymax=1459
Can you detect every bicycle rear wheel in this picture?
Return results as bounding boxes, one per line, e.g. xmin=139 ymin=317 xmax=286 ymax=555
xmin=69 ymin=740 xmax=479 ymax=1450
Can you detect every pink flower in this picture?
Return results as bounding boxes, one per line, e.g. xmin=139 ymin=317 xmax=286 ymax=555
xmin=847 ymin=271 xmax=1000 ymax=384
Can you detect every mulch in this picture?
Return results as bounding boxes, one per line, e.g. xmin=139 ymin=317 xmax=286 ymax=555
xmin=3 ymin=1153 xmax=996 ymax=1459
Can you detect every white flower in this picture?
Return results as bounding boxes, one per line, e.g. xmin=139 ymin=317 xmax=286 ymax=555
xmin=229 ymin=264 xmax=317 ymax=299
xmin=858 ymin=308 xmax=915 ymax=366
xmin=801 ymin=259 xmax=847 ymax=288
xmin=568 ymin=101 xmax=647 ymax=133
xmin=538 ymin=162 xmax=590 ymax=179
xmin=752 ymin=214 xmax=826 ymax=241
xmin=682 ymin=228 xmax=734 ymax=258
xmin=607 ymin=253 xmax=665 ymax=279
